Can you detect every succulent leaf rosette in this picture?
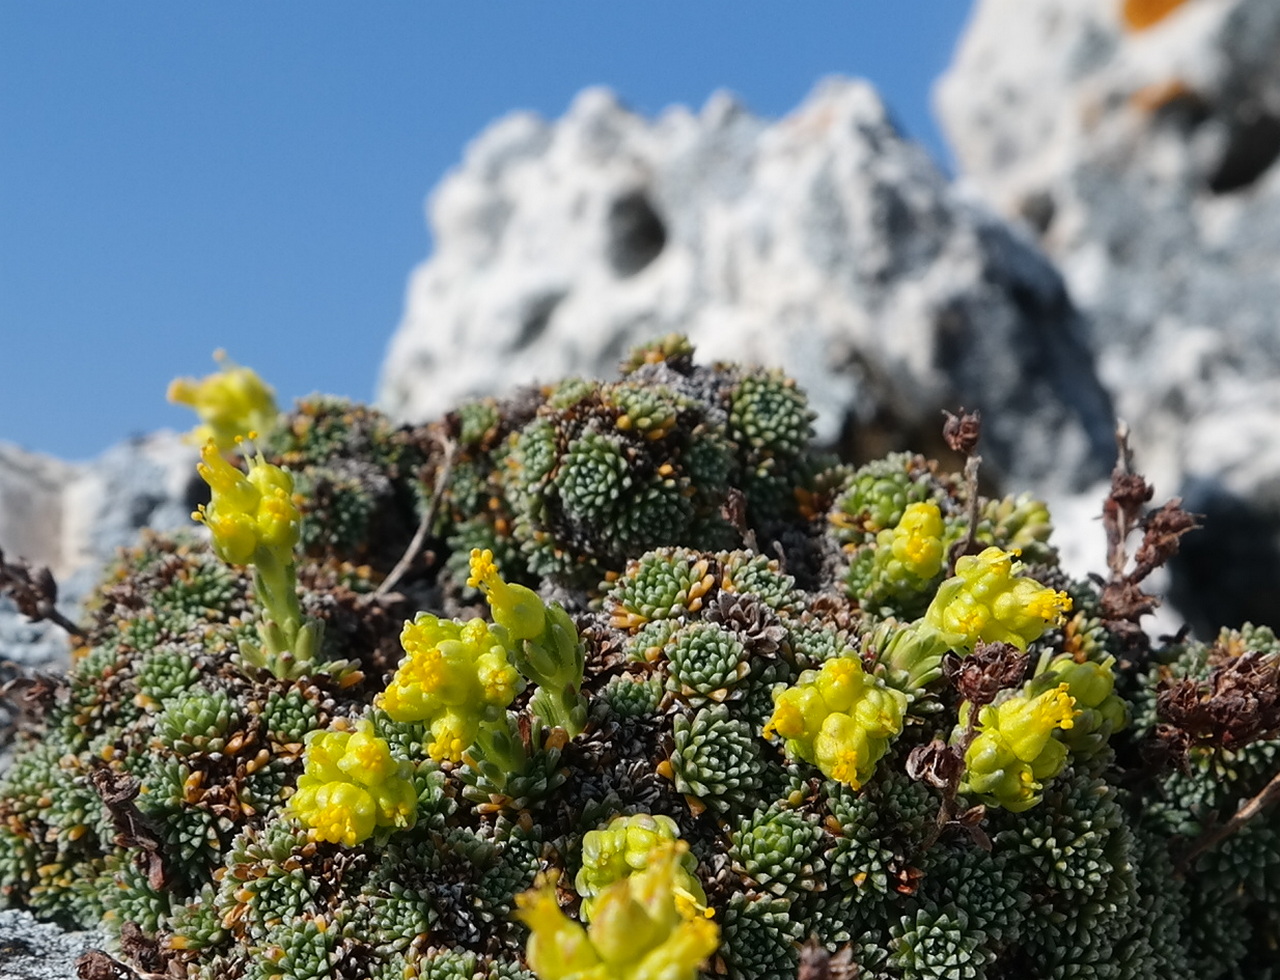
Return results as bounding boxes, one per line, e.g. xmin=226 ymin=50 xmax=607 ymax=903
xmin=0 ymin=338 xmax=1272 ymax=980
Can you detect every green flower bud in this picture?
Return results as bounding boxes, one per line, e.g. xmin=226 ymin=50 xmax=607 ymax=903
xmin=576 ymin=815 xmax=705 ymax=922
xmin=764 ymin=656 xmax=906 ymax=788
xmin=924 ymin=547 xmax=1071 ymax=653
xmin=959 ymin=684 xmax=1078 ymax=811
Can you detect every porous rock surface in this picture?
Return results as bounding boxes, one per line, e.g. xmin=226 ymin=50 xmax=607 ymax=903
xmin=0 ymin=434 xmax=198 ymax=671
xmin=379 ymin=79 xmax=1117 ymax=496
xmin=938 ymin=0 xmax=1280 ymax=632
xmin=0 ymin=910 xmax=104 ymax=980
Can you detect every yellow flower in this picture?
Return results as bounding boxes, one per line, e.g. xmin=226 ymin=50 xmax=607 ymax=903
xmin=924 ymin=546 xmax=1071 ymax=652
xmin=466 ymin=548 xmax=588 ymax=738
xmin=575 ymin=815 xmax=706 ymax=923
xmin=168 ymin=350 xmax=279 ymax=450
xmin=378 ymin=613 xmax=522 ymax=764
xmin=468 ymin=548 xmax=546 ymax=641
xmin=193 ymin=441 xmax=300 ymax=568
xmin=517 ymin=880 xmax=601 ymax=980
xmin=761 ymin=694 xmax=807 ymax=742
xmin=289 ymin=720 xmax=417 ymax=845
xmin=427 ymin=710 xmax=478 ymax=765
xmin=1032 ymin=653 xmax=1129 ymax=757
xmin=764 ymin=656 xmax=905 ymax=788
xmin=297 ymin=781 xmax=376 ymax=847
xmin=337 ymin=726 xmax=396 ymax=785
xmin=960 ymin=684 xmax=1079 ymax=812
xmin=889 ymin=501 xmax=945 ymax=578
xmin=518 ymin=845 xmax=718 ymax=980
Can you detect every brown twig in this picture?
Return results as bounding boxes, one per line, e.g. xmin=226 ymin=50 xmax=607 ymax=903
xmin=76 ymin=943 xmax=169 ymax=980
xmin=373 ymin=434 xmax=458 ymax=599
xmin=943 ymin=409 xmax=983 ymax=573
xmin=1181 ymin=769 xmax=1280 ymax=867
xmin=722 ymin=487 xmax=759 ymax=554
xmin=1096 ymin=422 xmax=1198 ymax=656
xmin=0 ymin=548 xmax=86 ymax=639
xmin=76 ymin=949 xmax=144 ymax=980
xmin=0 ymin=661 xmax=65 ymax=728
xmin=908 ymin=735 xmax=974 ymax=851
xmin=87 ymin=766 xmax=172 ymax=891
xmin=1101 ymin=421 xmax=1165 ymax=584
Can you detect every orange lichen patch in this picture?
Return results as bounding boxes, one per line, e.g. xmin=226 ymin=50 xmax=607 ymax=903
xmin=1121 ymin=0 xmax=1189 ymax=32
xmin=1130 ymin=77 xmax=1198 ymax=114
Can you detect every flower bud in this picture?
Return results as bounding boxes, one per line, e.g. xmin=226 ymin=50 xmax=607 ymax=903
xmin=959 ymin=683 xmax=1079 ymax=811
xmin=290 ymin=720 xmax=417 ymax=845
xmin=764 ymin=656 xmax=905 ymax=788
xmin=168 ymin=350 xmax=278 ymax=450
xmin=925 ymin=547 xmax=1071 ymax=652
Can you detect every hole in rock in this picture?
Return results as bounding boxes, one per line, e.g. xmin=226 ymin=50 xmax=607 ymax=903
xmin=606 ymin=190 xmax=667 ymax=277
xmin=1207 ymin=107 xmax=1280 ymax=194
xmin=1168 ymin=480 xmax=1280 ymax=638
xmin=513 ymin=291 xmax=566 ymax=351
xmin=1019 ymin=191 xmax=1057 ymax=236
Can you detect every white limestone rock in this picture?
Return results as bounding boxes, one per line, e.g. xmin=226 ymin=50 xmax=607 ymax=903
xmin=937 ymin=0 xmax=1280 ymax=632
xmin=0 ymin=909 xmax=105 ymax=980
xmin=379 ymin=79 xmax=1116 ymax=494
xmin=0 ymin=445 xmax=78 ymax=579
xmin=0 ymin=433 xmax=197 ymax=670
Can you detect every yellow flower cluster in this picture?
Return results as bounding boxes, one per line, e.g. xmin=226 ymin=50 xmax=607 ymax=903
xmin=288 ymin=720 xmax=417 ymax=846
xmin=764 ymin=656 xmax=907 ymax=789
xmin=468 ymin=549 xmax=588 ymax=737
xmin=574 ymin=814 xmax=707 ymax=922
xmin=880 ymin=500 xmax=945 ymax=581
xmin=1030 ymin=654 xmax=1128 ymax=757
xmin=193 ymin=439 xmax=315 ymax=681
xmin=924 ymin=547 xmax=1071 ymax=653
xmin=960 ymin=684 xmax=1079 ymax=812
xmin=378 ymin=614 xmax=523 ymax=764
xmin=517 ymin=844 xmax=718 ymax=980
xmin=194 ymin=441 xmax=300 ymax=569
xmin=468 ymin=548 xmax=547 ymax=642
xmin=167 ymin=350 xmax=279 ymax=450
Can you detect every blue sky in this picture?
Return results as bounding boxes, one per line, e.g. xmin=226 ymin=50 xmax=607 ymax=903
xmin=1 ymin=2 xmax=974 ymax=461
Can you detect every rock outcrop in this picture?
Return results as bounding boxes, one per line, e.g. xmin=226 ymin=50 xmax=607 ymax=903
xmin=0 ymin=434 xmax=197 ymax=670
xmin=0 ymin=909 xmax=104 ymax=980
xmin=937 ymin=0 xmax=1280 ymax=633
xmin=379 ymin=79 xmax=1117 ymax=495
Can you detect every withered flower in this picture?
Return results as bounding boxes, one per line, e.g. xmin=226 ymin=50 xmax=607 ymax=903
xmin=906 ymin=738 xmax=963 ymax=791
xmin=943 ymin=641 xmax=1029 ymax=708
xmin=942 ymin=409 xmax=981 ymax=457
xmin=1156 ymin=651 xmax=1280 ymax=759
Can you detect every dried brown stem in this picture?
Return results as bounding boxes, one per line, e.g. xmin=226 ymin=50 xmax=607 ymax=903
xmin=1181 ymin=769 xmax=1280 ymax=867
xmin=942 ymin=408 xmax=984 ymax=574
xmin=0 ymin=548 xmax=86 ymax=639
xmin=1101 ymin=421 xmax=1155 ymax=584
xmin=374 ymin=434 xmax=458 ymax=599
xmin=950 ymin=453 xmax=984 ymax=573
xmin=722 ymin=487 xmax=759 ymax=554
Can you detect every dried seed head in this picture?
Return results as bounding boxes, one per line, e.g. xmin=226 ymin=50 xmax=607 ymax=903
xmin=942 ymin=409 xmax=981 ymax=456
xmin=943 ymin=642 xmax=1029 ymax=708
xmin=906 ymin=739 xmax=963 ymax=790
